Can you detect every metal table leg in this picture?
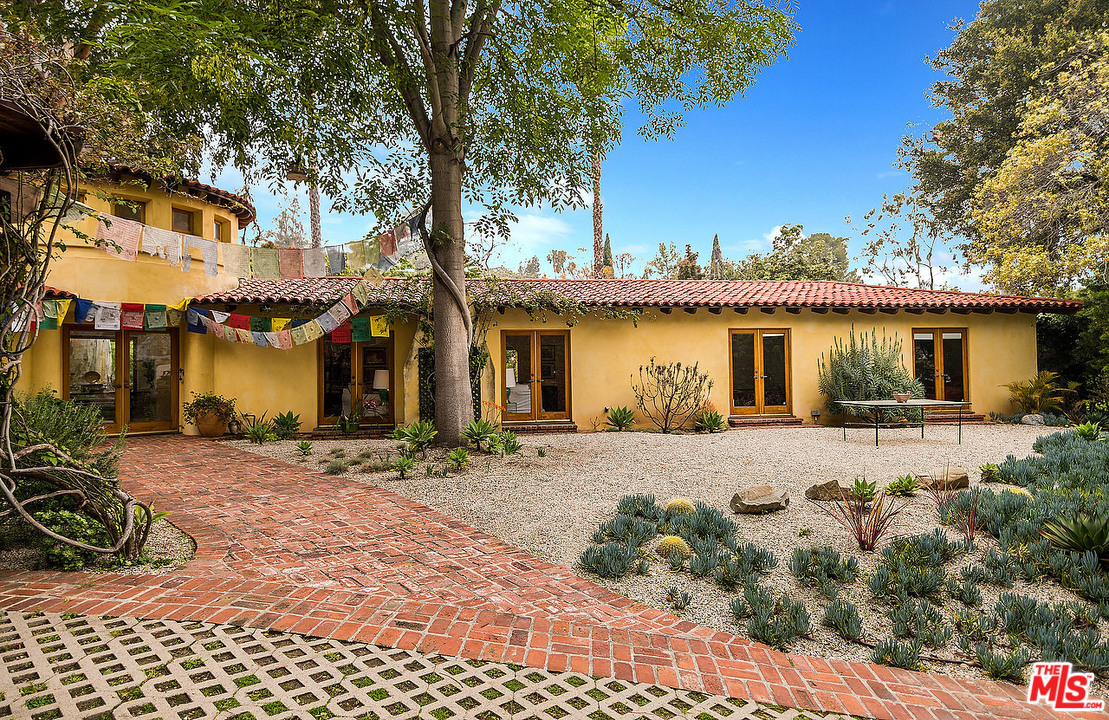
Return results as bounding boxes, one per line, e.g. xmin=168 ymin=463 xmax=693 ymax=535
xmin=958 ymin=405 xmax=963 ymax=444
xmin=874 ymin=409 xmax=880 ymax=447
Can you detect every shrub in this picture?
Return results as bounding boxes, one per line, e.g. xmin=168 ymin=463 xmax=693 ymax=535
xmin=272 ymin=411 xmax=302 ymax=439
xmin=884 ymin=474 xmax=920 ymax=497
xmin=579 ymin=542 xmax=637 ymax=579
xmin=823 ymin=599 xmax=864 ymax=642
xmin=295 ymin=441 xmax=313 ymax=456
xmin=656 ymin=535 xmax=692 ymax=560
xmin=979 ymin=462 xmax=1001 ymax=483
xmin=392 ymin=421 xmax=437 ymax=453
xmin=664 ymin=497 xmax=695 ymax=515
xmin=325 ymin=459 xmax=349 ymax=475
xmin=937 ymin=487 xmax=986 ymax=543
xmin=870 ymin=638 xmax=922 ymax=670
xmin=694 ymin=405 xmax=727 ymax=433
xmin=631 ymin=357 xmax=714 ymax=433
xmin=605 ymin=406 xmax=636 ymax=431
xmin=462 ymin=419 xmax=498 ymax=452
xmin=244 ymin=418 xmax=277 ymax=445
xmin=1003 ymin=371 xmax=1075 ymax=414
xmin=817 ymin=327 xmax=923 ymax=417
xmin=849 ymin=477 xmax=877 ymax=503
xmin=34 ymin=510 xmax=110 ymax=570
xmin=816 ymin=490 xmax=906 ymax=551
xmin=446 ymin=448 xmax=470 ymax=472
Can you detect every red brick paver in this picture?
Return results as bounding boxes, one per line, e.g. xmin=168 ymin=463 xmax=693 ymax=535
xmin=0 ymin=437 xmax=1097 ymax=719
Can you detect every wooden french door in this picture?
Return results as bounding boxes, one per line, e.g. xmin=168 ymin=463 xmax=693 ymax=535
xmin=730 ymin=329 xmax=791 ymax=415
xmin=319 ymin=334 xmax=394 ymax=426
xmin=63 ymin=327 xmax=179 ymax=433
xmin=502 ymin=330 xmax=571 ymax=421
xmin=913 ymin=329 xmax=968 ymax=401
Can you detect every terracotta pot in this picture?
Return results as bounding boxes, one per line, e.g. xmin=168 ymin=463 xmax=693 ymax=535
xmin=195 ymin=412 xmax=226 ymax=437
xmin=892 ymin=393 xmax=911 ymax=403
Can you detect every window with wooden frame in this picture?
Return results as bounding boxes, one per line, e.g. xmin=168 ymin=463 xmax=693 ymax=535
xmin=213 ymin=217 xmax=229 ymax=242
xmin=111 ymin=198 xmax=146 ymax=223
xmin=171 ymin=207 xmax=195 ymax=234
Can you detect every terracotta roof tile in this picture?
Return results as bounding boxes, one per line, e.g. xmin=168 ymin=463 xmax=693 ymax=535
xmin=192 ymin=277 xmax=1080 ymax=314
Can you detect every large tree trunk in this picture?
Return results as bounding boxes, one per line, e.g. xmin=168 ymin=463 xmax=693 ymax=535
xmin=429 ymin=149 xmax=474 ymax=445
xmin=592 ymin=153 xmax=603 ymax=277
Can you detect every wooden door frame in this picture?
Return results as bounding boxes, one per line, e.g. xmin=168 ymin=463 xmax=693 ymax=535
xmin=62 ymin=326 xmax=179 ymax=433
xmin=912 ymin=328 xmax=969 ymax=402
xmin=728 ymin=328 xmax=792 ymax=416
xmin=317 ymin=333 xmax=395 ymax=427
xmin=501 ymin=330 xmax=571 ymax=422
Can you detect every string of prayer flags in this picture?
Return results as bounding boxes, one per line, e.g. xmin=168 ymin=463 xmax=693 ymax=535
xmin=279 ymin=248 xmax=303 ymax=279
xmin=75 ymin=298 xmax=95 ymax=323
xmin=302 ymin=248 xmax=327 ymax=277
xmin=144 ymin=304 xmax=167 ymax=330
xmin=141 ymin=225 xmax=183 ymax=267
xmin=228 ymin=314 xmax=250 ymax=330
xmin=249 ymin=316 xmax=270 ymax=332
xmin=302 ymin=320 xmax=324 ymax=343
xmin=187 ymin=308 xmax=206 ymax=334
xmin=95 ymin=215 xmax=142 ymax=261
xmin=317 ymin=311 xmax=340 ymax=334
xmin=185 ymin=235 xmax=219 ymax=276
xmin=54 ymin=298 xmax=73 ymax=323
xmin=271 ymin=318 xmax=291 ymax=331
xmin=121 ymin=303 xmax=145 ymax=330
xmin=40 ymin=300 xmax=59 ymax=330
xmin=346 ymin=239 xmax=367 ymax=270
xmin=252 ymin=247 xmax=281 ymax=279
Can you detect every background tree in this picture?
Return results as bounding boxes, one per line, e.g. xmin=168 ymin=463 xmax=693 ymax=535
xmin=968 ymin=31 xmax=1109 ymax=294
xmin=518 ymin=255 xmax=542 ymax=277
xmin=854 ymin=195 xmax=951 ymax=289
xmin=547 ymin=249 xmax=569 ymax=276
xmin=645 ymin=241 xmax=681 ymax=278
xmin=708 ymin=233 xmax=725 ymax=279
xmin=613 ymin=251 xmax=636 ymax=278
xmin=898 ymin=0 xmax=1109 ymax=291
xmin=733 ymin=224 xmax=860 ymax=282
xmin=602 ymin=233 xmax=614 ymax=278
xmin=675 ymin=244 xmax=704 ymax=279
xmin=260 ymin=195 xmax=308 ymax=248
xmin=11 ymin=0 xmax=797 ymax=444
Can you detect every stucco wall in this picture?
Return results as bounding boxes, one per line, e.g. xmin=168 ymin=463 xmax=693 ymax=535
xmin=481 ymin=308 xmax=1039 ymax=427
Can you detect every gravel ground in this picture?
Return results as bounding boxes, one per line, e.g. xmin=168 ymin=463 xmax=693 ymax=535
xmin=226 ymin=424 xmax=1107 ymax=690
xmin=0 ymin=518 xmax=195 ymax=575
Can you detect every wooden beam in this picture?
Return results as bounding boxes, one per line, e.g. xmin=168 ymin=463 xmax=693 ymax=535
xmin=683 ymin=307 xmax=697 ymax=315
xmin=952 ymin=308 xmax=972 ymax=315
xmin=905 ymin=308 xmax=925 ymax=314
xmin=927 ymin=308 xmax=947 ymax=314
xmin=879 ymin=308 xmax=898 ymax=314
xmin=812 ymin=307 xmax=829 ymax=314
xmin=760 ymin=307 xmax=776 ymax=314
xmin=859 ymin=308 xmax=877 ymax=314
xmin=659 ymin=307 xmax=672 ymax=314
xmin=832 ymin=308 xmax=850 ymax=315
xmin=785 ymin=307 xmax=801 ymax=314
xmin=734 ymin=307 xmax=749 ymax=314
xmin=708 ymin=307 xmax=721 ymax=315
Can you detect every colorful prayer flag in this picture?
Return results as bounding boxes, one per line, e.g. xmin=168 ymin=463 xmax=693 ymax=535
xmin=54 ymin=298 xmax=72 ymax=322
xmin=290 ymin=324 xmax=309 ymax=346
xmin=221 ymin=243 xmax=251 ymax=278
xmin=326 ymin=247 xmax=345 ymax=275
xmin=251 ymin=331 xmax=268 ymax=347
xmin=271 ymin=318 xmax=291 ymax=331
xmin=317 ymin=311 xmax=339 ymax=334
xmin=275 ymin=330 xmax=293 ymax=349
xmin=331 ymin=322 xmax=352 ymax=344
xmin=94 ymin=302 xmax=121 ymax=330
xmin=144 ymin=304 xmax=168 ymax=330
xmin=302 ymin=248 xmax=327 ymax=277
xmin=302 ymin=319 xmax=324 ymax=342
xmin=249 ymin=316 xmax=271 ymax=332
xmin=370 ymin=315 xmax=390 ymax=337
xmin=121 ymin=302 xmax=145 ymax=330
xmin=95 ymin=215 xmax=142 ymax=261
xmin=228 ymin=314 xmax=250 ymax=330
xmin=279 ymin=247 xmax=303 ymax=278
xmin=351 ymin=280 xmax=372 ymax=305
xmin=351 ymin=317 xmax=371 ymax=342
xmin=75 ymin=298 xmax=95 ymax=323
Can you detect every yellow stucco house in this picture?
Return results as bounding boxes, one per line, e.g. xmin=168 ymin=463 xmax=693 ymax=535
xmin=20 ymin=171 xmax=1081 ymax=435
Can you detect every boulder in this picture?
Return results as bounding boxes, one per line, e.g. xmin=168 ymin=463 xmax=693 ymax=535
xmin=1021 ymin=414 xmax=1046 ymax=426
xmin=804 ymin=479 xmax=852 ymax=501
xmin=731 ymin=485 xmax=789 ymax=514
xmin=914 ymin=468 xmax=970 ymax=490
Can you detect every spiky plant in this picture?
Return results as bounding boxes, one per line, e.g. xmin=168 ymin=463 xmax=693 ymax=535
xmin=1041 ymin=513 xmax=1109 ymax=565
xmin=817 ymin=327 xmax=923 ymax=418
xmin=656 ymin=535 xmax=692 ymax=560
xmin=664 ymin=497 xmax=695 ymax=515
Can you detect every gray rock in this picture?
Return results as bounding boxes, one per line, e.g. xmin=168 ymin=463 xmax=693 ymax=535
xmin=731 ymin=485 xmax=789 ymax=514
xmin=914 ymin=468 xmax=970 ymax=490
xmin=804 ymin=479 xmax=852 ymax=501
xmin=1021 ymin=414 xmax=1046 ymax=426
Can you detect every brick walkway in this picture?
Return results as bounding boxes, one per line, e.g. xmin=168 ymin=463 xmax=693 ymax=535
xmin=0 ymin=437 xmax=1092 ymax=719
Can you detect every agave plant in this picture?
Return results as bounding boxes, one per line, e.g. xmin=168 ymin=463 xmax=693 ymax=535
xmin=1040 ymin=513 xmax=1109 ymax=565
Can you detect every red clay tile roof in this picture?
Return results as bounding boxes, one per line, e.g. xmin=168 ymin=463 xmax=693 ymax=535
xmin=92 ymin=164 xmax=257 ymax=224
xmin=43 ymin=286 xmax=76 ymax=299
xmin=193 ymin=277 xmax=1081 ymax=314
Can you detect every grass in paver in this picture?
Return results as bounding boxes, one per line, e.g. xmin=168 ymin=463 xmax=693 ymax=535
xmin=586 ymin=688 xmax=609 ymax=701
xmin=588 ymin=711 xmax=614 ymax=720
xmin=214 ymin=697 xmax=241 ymax=712
xmin=350 ymin=676 xmax=374 ymax=689
xmin=545 ymin=707 xmax=569 ymax=719
xmin=262 ymin=700 xmax=289 ymax=716
xmin=200 ymin=684 xmax=227 ymax=697
xmin=503 ymin=679 xmax=525 ymax=692
xmin=420 ymin=671 xmax=444 ymax=684
xmin=479 ymin=688 xmax=503 ymax=700
xmin=308 ymin=705 xmax=336 ymax=719
xmin=367 ymin=688 xmax=389 ymax=701
xmin=565 ymin=676 xmax=587 ymax=688
xmin=25 ymin=693 xmax=54 ymax=709
xmin=116 ymin=686 xmax=143 ymax=701
xmin=180 ymin=657 xmax=205 ymax=670
xmin=279 ymin=678 xmax=305 ymax=691
xmin=129 ymin=702 xmax=157 ymax=715
xmin=338 ymin=663 xmax=358 ymax=676
xmin=60 ymin=673 xmax=85 ymax=685
xmin=228 ymin=712 xmax=257 ymax=720
xmin=413 ymin=692 xmax=436 ymax=706
xmin=247 ymin=688 xmax=274 ymax=701
xmin=233 ymin=674 xmax=261 ymax=687
xmin=461 ymin=676 xmax=483 ymax=688
xmin=167 ymin=693 xmax=190 ymax=706
xmin=20 ymin=682 xmax=46 ymax=696
xmin=68 ymin=684 xmax=94 ymax=697
xmin=444 ymin=665 xmax=465 ymax=676
xmin=438 ymin=684 xmax=460 ymax=697
xmin=143 ymin=664 xmax=170 ymax=679
xmin=545 ymin=683 xmax=567 ymax=696
xmin=378 ymin=668 xmax=400 ymax=680
xmin=430 ymin=708 xmax=455 ymax=720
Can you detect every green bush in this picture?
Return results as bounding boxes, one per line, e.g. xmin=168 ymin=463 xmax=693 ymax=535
xmin=789 ymin=547 xmax=859 ymax=600
xmin=816 ymin=327 xmax=923 ymax=417
xmin=885 ymin=474 xmax=920 ymax=497
xmin=462 ymin=419 xmax=498 ymax=452
xmin=272 ymin=411 xmax=302 ymax=439
xmin=33 ymin=509 xmax=110 ymax=570
xmin=605 ymin=406 xmax=636 ymax=431
xmin=694 ymin=407 xmax=727 ymax=433
xmin=823 ymin=599 xmax=864 ymax=642
xmin=1003 ymin=371 xmax=1075 ymax=414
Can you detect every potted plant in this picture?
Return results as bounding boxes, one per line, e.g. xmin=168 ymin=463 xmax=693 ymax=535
xmin=183 ymin=392 xmax=237 ymax=437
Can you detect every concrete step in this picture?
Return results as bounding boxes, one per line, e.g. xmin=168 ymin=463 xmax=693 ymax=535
xmin=503 ymin=422 xmax=579 ymax=435
xmin=727 ymin=415 xmax=805 ymax=428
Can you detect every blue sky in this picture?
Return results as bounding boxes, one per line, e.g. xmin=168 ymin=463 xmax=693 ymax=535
xmin=213 ymin=0 xmax=979 ymax=285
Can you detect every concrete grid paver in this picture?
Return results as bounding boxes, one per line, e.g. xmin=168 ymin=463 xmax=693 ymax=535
xmin=0 ymin=437 xmax=1095 ymax=720
xmin=0 ymin=611 xmax=856 ymax=720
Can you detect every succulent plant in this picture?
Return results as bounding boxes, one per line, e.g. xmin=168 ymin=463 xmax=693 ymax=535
xmin=870 ymin=638 xmax=922 ymax=670
xmin=664 ymin=497 xmax=695 ymax=516
xmin=605 ymin=405 xmax=637 ymax=431
xmin=665 ymin=586 xmax=692 ymax=611
xmin=656 ymin=535 xmax=692 ymax=560
xmin=823 ymin=599 xmax=864 ymax=642
xmin=579 ymin=542 xmax=637 ymax=579
xmin=1040 ymin=513 xmax=1109 ymax=564
xmin=295 ymin=440 xmax=313 ymax=456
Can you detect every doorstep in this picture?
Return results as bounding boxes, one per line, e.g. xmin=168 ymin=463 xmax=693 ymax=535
xmin=311 ymin=425 xmax=395 ymax=439
xmin=502 ymin=421 xmax=579 ymax=435
xmin=727 ymin=414 xmax=805 ymax=428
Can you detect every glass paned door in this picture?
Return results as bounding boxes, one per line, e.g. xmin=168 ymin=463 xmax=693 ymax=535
xmin=503 ymin=331 xmax=570 ymax=421
xmin=128 ymin=333 xmax=175 ymax=431
xmin=913 ymin=329 xmax=967 ymax=401
xmin=67 ymin=330 xmax=120 ymax=431
xmin=730 ymin=329 xmax=791 ymax=415
xmin=65 ymin=329 xmax=178 ymax=432
xmin=320 ymin=335 xmax=394 ymax=426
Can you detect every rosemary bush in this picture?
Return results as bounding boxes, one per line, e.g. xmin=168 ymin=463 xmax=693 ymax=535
xmin=816 ymin=327 xmax=924 ymax=419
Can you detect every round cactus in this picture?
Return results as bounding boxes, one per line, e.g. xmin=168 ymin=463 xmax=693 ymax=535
xmin=656 ymin=535 xmax=692 ymax=560
xmin=664 ymin=497 xmax=695 ymax=515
